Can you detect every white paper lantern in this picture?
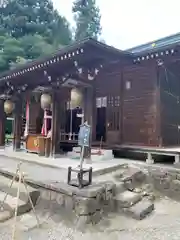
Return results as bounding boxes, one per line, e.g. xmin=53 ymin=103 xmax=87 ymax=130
xmin=70 ymin=88 xmax=83 ymax=109
xmin=4 ymin=100 xmax=14 ymax=114
xmin=40 ymin=93 xmax=52 ymax=110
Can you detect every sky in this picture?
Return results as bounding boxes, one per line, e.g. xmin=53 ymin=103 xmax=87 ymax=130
xmin=52 ymin=0 xmax=180 ymax=50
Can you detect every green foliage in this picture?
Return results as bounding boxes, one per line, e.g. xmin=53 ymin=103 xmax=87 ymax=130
xmin=0 ymin=32 xmax=59 ymax=71
xmin=0 ymin=0 xmax=72 ymax=72
xmin=0 ymin=0 xmax=72 ymax=45
xmin=72 ymin=0 xmax=102 ymax=41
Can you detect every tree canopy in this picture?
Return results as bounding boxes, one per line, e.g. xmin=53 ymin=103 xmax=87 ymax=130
xmin=0 ymin=0 xmax=72 ymax=72
xmin=0 ymin=0 xmax=103 ymax=73
xmin=72 ymin=0 xmax=102 ymax=41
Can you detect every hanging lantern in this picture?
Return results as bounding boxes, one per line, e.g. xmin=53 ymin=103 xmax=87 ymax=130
xmin=70 ymin=88 xmax=83 ymax=109
xmin=40 ymin=93 xmax=52 ymax=110
xmin=4 ymin=100 xmax=14 ymax=115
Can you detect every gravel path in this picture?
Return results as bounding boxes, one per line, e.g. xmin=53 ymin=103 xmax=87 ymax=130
xmin=0 ymin=197 xmax=179 ymax=239
xmin=0 ymin=156 xmax=180 ymax=239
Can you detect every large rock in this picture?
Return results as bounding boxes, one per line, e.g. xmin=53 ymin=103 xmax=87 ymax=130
xmin=125 ymin=198 xmax=154 ymax=220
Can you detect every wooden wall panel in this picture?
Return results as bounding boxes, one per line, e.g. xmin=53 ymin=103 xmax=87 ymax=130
xmin=159 ymin=62 xmax=180 ymax=146
xmin=95 ymin=62 xmax=159 ymax=147
xmin=122 ymin=64 xmax=159 ymax=146
xmin=95 ymin=63 xmax=122 ymax=144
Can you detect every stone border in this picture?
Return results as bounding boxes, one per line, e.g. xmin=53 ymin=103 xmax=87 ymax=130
xmin=0 ymin=166 xmax=117 ymax=229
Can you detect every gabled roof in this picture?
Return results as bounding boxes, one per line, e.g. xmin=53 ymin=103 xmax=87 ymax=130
xmin=0 ymin=38 xmax=133 ymax=82
xmin=127 ymin=32 xmax=180 ymax=55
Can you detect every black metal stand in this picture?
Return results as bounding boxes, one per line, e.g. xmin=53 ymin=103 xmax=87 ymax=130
xmin=67 ymin=166 xmax=92 ymax=188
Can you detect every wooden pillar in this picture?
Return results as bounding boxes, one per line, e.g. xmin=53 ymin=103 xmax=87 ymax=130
xmin=83 ymin=87 xmax=94 ymax=160
xmin=0 ymin=100 xmax=5 ymax=147
xmin=13 ymin=97 xmax=23 ymax=151
xmin=51 ymin=91 xmax=61 ymax=157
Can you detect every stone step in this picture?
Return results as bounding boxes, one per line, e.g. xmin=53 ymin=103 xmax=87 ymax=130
xmin=114 ymin=190 xmax=142 ymax=208
xmin=114 ymin=167 xmax=145 ymax=183
xmin=0 ymin=175 xmax=40 ymax=222
xmin=124 ymin=198 xmax=154 ymax=220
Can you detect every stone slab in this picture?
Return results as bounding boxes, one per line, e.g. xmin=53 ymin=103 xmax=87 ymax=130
xmin=0 ymin=190 xmax=33 ymax=216
xmin=0 ymin=175 xmax=40 ymax=216
xmin=114 ymin=167 xmax=145 ymax=183
xmin=0 ymin=179 xmax=40 ymax=206
xmin=0 ymin=190 xmax=25 ymax=209
xmin=114 ymin=191 xmax=141 ymax=208
xmin=43 ymin=181 xmax=106 ymax=198
xmin=0 ymin=210 xmax=12 ymax=223
xmin=17 ymin=213 xmax=42 ymax=231
xmin=125 ymin=198 xmax=154 ymax=220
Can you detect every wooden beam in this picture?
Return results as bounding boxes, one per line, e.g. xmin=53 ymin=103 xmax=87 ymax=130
xmin=50 ymin=90 xmax=61 ymax=157
xmin=83 ymin=87 xmax=94 ymax=160
xmin=13 ymin=96 xmax=23 ymax=151
xmin=0 ymin=100 xmax=5 ymax=147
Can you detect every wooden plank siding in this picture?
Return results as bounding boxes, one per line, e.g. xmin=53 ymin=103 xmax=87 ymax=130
xmin=159 ymin=61 xmax=180 ymax=146
xmin=95 ymin=63 xmax=122 ymax=144
xmin=122 ymin=64 xmax=159 ymax=146
xmin=95 ymin=62 xmax=160 ymax=147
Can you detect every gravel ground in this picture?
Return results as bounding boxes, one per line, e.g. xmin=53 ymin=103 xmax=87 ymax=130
xmin=1 ymin=156 xmax=180 ymax=239
xmin=0 ymin=197 xmax=180 ymax=240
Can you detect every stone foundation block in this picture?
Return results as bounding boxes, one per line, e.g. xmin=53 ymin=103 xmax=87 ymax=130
xmin=176 ymin=174 xmax=180 ymax=181
xmin=41 ymin=190 xmax=50 ymax=201
xmin=124 ymin=179 xmax=135 ymax=191
xmin=114 ymin=191 xmax=142 ymax=209
xmin=125 ymin=199 xmax=154 ymax=220
xmin=74 ymin=197 xmax=99 ymax=215
xmin=114 ymin=182 xmax=125 ymax=194
xmin=75 ymin=215 xmax=91 ymax=230
xmin=152 ymin=179 xmax=170 ymax=191
xmin=171 ymin=180 xmax=180 ymax=191
xmin=91 ymin=210 xmax=102 ymax=224
xmin=64 ymin=195 xmax=74 ymax=210
xmin=56 ymin=193 xmax=65 ymax=206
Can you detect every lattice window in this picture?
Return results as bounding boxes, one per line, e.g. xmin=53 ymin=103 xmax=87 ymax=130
xmin=96 ymin=98 xmax=101 ymax=108
xmin=115 ymin=96 xmax=120 ymax=107
xmin=96 ymin=97 xmax=107 ymax=108
xmin=125 ymin=80 xmax=131 ymax=90
xmin=108 ymin=96 xmax=114 ymax=106
xmin=102 ymin=97 xmax=107 ymax=107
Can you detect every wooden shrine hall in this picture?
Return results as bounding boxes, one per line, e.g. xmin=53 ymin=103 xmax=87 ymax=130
xmin=0 ymin=38 xmax=131 ymax=157
xmin=1 ymin=33 xmax=180 ymax=159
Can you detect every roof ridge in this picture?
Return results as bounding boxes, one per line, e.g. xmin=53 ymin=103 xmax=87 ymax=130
xmin=127 ymin=32 xmax=180 ymax=53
